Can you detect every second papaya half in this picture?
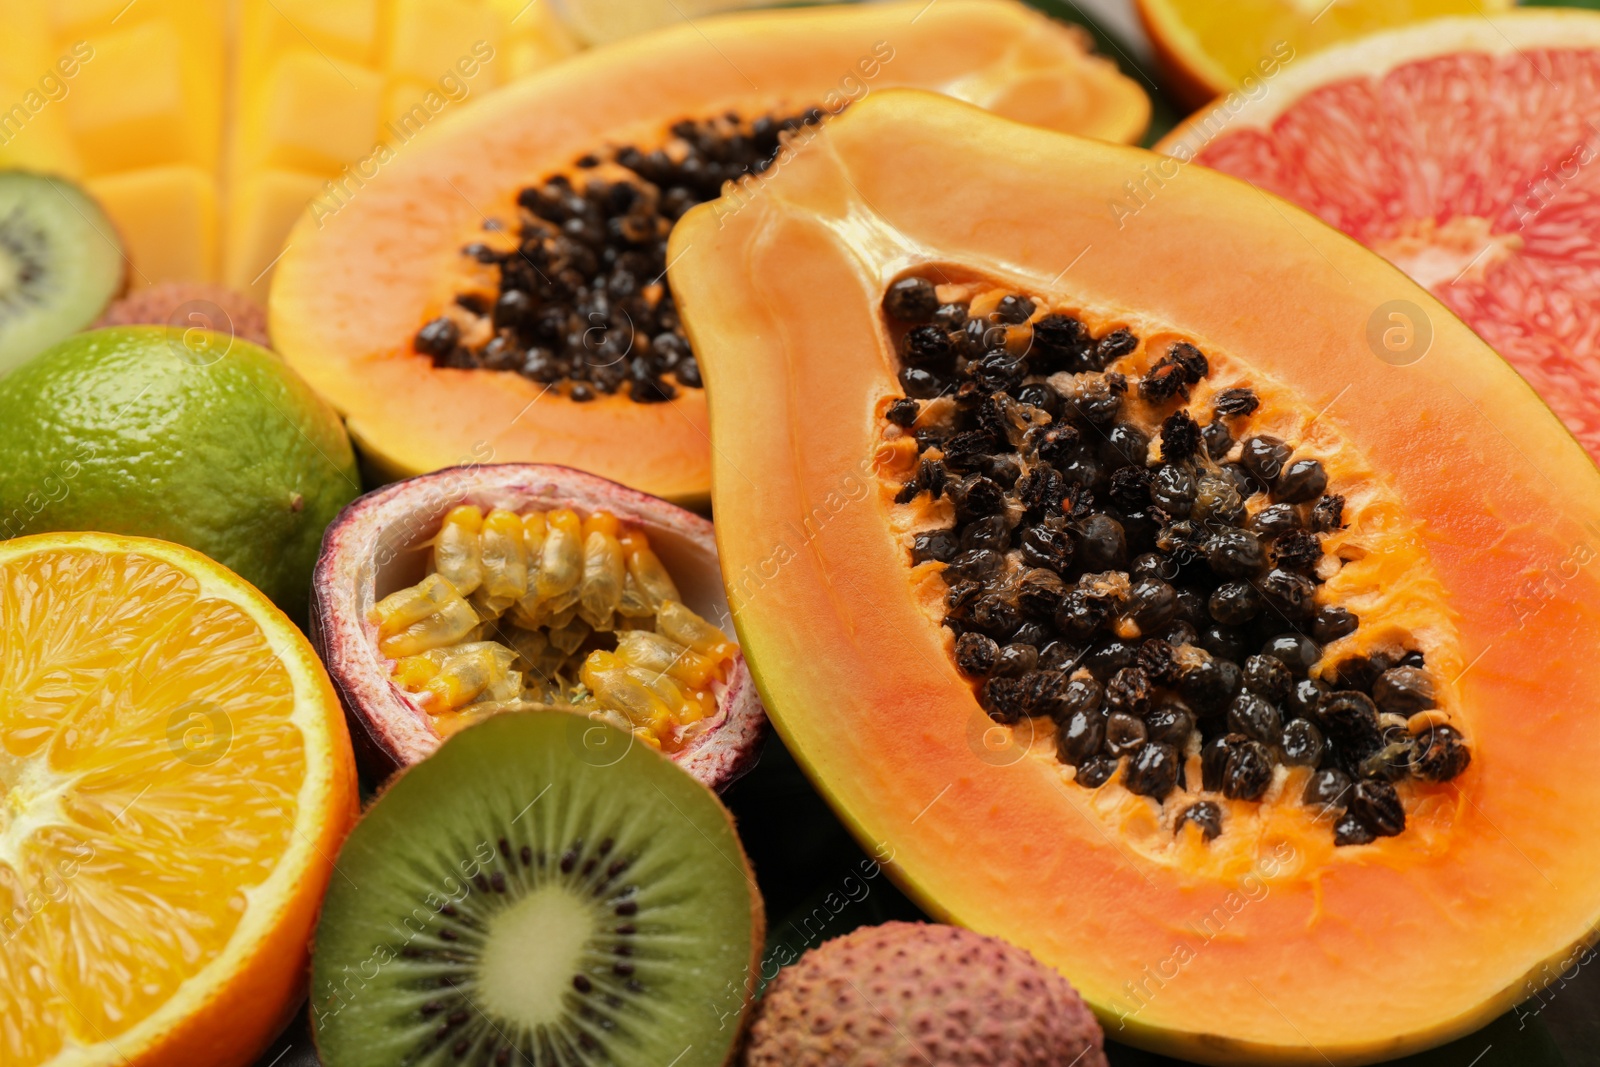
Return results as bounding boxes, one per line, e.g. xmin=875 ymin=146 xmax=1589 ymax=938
xmin=668 ymin=90 xmax=1600 ymax=1064
xmin=269 ymin=0 xmax=1146 ymax=505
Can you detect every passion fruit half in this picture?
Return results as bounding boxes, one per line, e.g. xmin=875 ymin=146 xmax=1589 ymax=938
xmin=312 ymin=463 xmax=766 ymax=788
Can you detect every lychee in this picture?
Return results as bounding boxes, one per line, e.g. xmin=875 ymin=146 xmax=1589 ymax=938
xmin=744 ymin=921 xmax=1107 ymax=1067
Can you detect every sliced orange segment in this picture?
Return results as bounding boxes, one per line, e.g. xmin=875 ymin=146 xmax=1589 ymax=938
xmin=1134 ymin=0 xmax=1513 ymax=106
xmin=0 ymin=533 xmax=357 ymax=1067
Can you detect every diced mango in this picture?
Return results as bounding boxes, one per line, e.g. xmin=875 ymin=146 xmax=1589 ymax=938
xmin=28 ymin=0 xmax=579 ymax=310
xmin=383 ymin=0 xmax=498 ymax=84
xmin=497 ymin=3 xmax=582 ymax=78
xmin=50 ymin=0 xmax=137 ymax=36
xmin=64 ymin=21 xmax=207 ymax=174
xmin=381 ymin=78 xmax=431 ymax=134
xmin=0 ymin=0 xmax=83 ymax=175
xmin=85 ymin=165 xmax=218 ymax=285
xmin=244 ymin=49 xmax=383 ymax=174
xmin=499 ymin=37 xmax=552 ymax=80
xmin=53 ymin=0 xmax=225 ymax=56
xmin=239 ymin=0 xmax=379 ymax=82
xmin=0 ymin=1 xmax=55 ymax=75
xmin=224 ymin=168 xmax=329 ymax=296
xmin=0 ymin=78 xmax=81 ymax=177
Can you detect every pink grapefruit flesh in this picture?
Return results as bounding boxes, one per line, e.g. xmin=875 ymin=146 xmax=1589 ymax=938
xmin=1159 ymin=12 xmax=1600 ymax=458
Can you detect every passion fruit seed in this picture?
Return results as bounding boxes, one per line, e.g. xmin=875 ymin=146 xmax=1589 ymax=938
xmin=882 ymin=276 xmax=1471 ymax=847
xmin=370 ymin=505 xmax=735 ymax=752
xmin=419 ymin=109 xmax=825 ymax=401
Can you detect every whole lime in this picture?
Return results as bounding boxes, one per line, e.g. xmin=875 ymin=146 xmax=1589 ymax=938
xmin=0 ymin=326 xmax=359 ymax=619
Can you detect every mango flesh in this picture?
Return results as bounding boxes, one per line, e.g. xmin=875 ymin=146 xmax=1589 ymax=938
xmin=0 ymin=0 xmax=578 ymax=298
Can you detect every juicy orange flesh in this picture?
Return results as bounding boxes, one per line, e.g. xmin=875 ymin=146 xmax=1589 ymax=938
xmin=0 ymin=548 xmax=304 ymax=1065
xmin=1151 ymin=0 xmax=1507 ymax=87
xmin=881 ymin=279 xmax=1471 ymax=873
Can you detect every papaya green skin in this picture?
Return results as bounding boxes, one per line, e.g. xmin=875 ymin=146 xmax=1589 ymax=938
xmin=669 ymin=90 xmax=1600 ymax=1064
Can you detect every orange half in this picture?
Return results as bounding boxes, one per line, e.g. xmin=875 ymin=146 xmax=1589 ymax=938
xmin=0 ymin=533 xmax=358 ymax=1067
xmin=1134 ymin=0 xmax=1514 ymax=107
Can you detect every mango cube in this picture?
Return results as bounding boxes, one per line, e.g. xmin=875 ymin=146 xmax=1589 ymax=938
xmin=86 ymin=165 xmax=218 ymax=285
xmin=225 ymin=168 xmax=328 ymax=297
xmin=245 ymin=50 xmax=383 ymax=173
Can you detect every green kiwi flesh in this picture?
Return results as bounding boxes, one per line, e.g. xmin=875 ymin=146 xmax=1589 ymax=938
xmin=311 ymin=710 xmax=763 ymax=1067
xmin=0 ymin=171 xmax=125 ymax=373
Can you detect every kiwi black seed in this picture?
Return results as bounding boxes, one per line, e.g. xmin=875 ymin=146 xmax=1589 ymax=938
xmin=311 ymin=711 xmax=762 ymax=1067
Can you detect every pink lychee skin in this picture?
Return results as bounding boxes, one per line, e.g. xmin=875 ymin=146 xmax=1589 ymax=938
xmin=311 ymin=463 xmax=767 ymax=790
xmin=744 ymin=922 xmax=1108 ymax=1067
xmin=95 ymin=282 xmax=272 ymax=347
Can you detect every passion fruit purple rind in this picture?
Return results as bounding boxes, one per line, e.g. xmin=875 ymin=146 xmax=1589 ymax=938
xmin=311 ymin=463 xmax=766 ymax=789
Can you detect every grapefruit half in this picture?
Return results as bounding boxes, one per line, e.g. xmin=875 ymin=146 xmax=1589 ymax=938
xmin=1158 ymin=11 xmax=1600 ymax=460
xmin=1135 ymin=0 xmax=1511 ymax=107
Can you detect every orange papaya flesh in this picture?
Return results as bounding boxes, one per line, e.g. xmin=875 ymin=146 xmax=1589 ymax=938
xmin=268 ymin=0 xmax=1148 ymax=507
xmin=668 ymin=89 xmax=1600 ymax=1064
xmin=874 ymin=268 xmax=1471 ymax=836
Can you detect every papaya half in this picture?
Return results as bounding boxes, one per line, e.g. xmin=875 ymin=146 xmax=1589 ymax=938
xmin=267 ymin=0 xmax=1148 ymax=507
xmin=668 ymin=89 xmax=1600 ymax=1064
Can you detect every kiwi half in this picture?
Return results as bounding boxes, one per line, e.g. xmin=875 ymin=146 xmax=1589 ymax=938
xmin=311 ymin=710 xmax=763 ymax=1067
xmin=0 ymin=171 xmax=125 ymax=372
